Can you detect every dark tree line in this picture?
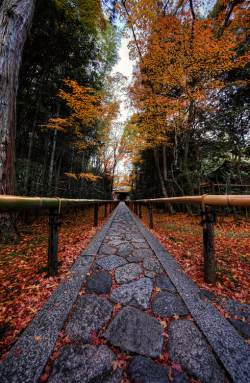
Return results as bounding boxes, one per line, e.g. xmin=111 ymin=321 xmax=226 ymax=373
xmin=0 ymin=0 xmax=121 ymax=241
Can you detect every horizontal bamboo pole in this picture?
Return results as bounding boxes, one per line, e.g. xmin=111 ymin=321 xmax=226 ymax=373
xmin=132 ymin=195 xmax=250 ymax=208
xmin=0 ymin=195 xmax=113 ymax=213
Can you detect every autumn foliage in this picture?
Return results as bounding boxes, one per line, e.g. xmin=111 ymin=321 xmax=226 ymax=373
xmin=116 ymin=0 xmax=250 ymax=190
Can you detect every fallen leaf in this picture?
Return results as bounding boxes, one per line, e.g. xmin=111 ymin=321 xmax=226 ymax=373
xmin=13 ymin=348 xmax=22 ymax=356
xmin=171 ymin=362 xmax=183 ymax=373
xmin=159 ymin=320 xmax=168 ymax=328
xmin=55 ymin=303 xmax=60 ymax=307
xmin=111 ymin=359 xmax=119 ymax=371
xmin=34 ymin=335 xmax=42 ymax=342
xmin=168 ymin=366 xmax=174 ymax=382
xmin=161 ymin=331 xmax=169 ymax=338
xmin=173 ymin=314 xmax=180 ymax=320
xmin=158 ymin=353 xmax=164 ymax=361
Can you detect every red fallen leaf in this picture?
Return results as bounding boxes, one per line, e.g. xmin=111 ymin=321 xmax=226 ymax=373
xmin=171 ymin=362 xmax=183 ymax=373
xmin=161 ymin=331 xmax=169 ymax=338
xmin=40 ymin=372 xmax=50 ymax=382
xmin=168 ymin=366 xmax=174 ymax=382
xmin=13 ymin=348 xmax=22 ymax=356
xmin=90 ymin=330 xmax=104 ymax=345
xmin=163 ymin=346 xmax=169 ymax=361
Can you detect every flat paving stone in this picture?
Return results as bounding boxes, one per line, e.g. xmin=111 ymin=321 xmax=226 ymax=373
xmin=106 ymin=236 xmax=123 ymax=241
xmin=218 ymin=297 xmax=250 ymax=322
xmin=107 ymin=240 xmax=128 ymax=246
xmin=117 ymin=249 xmax=131 ymax=257
xmin=85 ymin=270 xmax=112 ymax=294
xmin=152 ymin=291 xmax=189 ymax=317
xmin=99 ymin=246 xmax=117 ymax=255
xmin=143 ymin=257 xmax=163 ymax=274
xmin=131 ymin=239 xmax=146 ymax=243
xmin=229 ymin=319 xmax=250 ymax=339
xmin=133 ymin=242 xmax=150 ymax=249
xmin=167 ymin=320 xmax=226 ymax=383
xmin=65 ymin=295 xmax=113 ymax=343
xmin=96 ymin=256 xmax=128 ymax=271
xmin=127 ymin=234 xmax=144 ymax=239
xmin=47 ymin=345 xmax=123 ymax=383
xmin=145 ymin=271 xmax=156 ymax=278
xmin=127 ymin=256 xmax=143 ymax=263
xmin=116 ymin=242 xmax=134 ymax=251
xmin=127 ymin=355 xmax=189 ymax=383
xmin=115 ymin=263 xmax=143 ymax=284
xmin=133 ymin=249 xmax=154 ymax=258
xmin=102 ymin=306 xmax=164 ymax=358
xmin=156 ymin=275 xmax=177 ymax=293
xmin=110 ymin=277 xmax=153 ymax=310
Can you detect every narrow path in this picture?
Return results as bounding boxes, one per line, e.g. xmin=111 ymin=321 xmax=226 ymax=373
xmin=1 ymin=202 xmax=250 ymax=383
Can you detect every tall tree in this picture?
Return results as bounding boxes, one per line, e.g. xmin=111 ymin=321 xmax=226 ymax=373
xmin=0 ymin=0 xmax=35 ymax=241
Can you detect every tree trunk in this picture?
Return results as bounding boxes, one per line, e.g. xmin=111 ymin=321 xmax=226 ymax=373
xmin=0 ymin=0 xmax=36 ymax=241
xmin=153 ymin=148 xmax=174 ymax=215
xmin=80 ymin=152 xmax=85 ymax=197
xmin=47 ymin=101 xmax=60 ymax=196
xmin=24 ymin=94 xmax=41 ymax=193
xmin=162 ymin=144 xmax=168 ymax=181
xmin=54 ymin=147 xmax=64 ymax=196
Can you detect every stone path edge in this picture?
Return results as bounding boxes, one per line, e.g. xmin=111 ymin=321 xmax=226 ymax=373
xmin=126 ymin=205 xmax=250 ymax=383
xmin=0 ymin=206 xmax=119 ymax=383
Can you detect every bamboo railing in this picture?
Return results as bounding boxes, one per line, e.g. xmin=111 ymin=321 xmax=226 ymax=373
xmin=0 ymin=195 xmax=118 ymax=276
xmin=127 ymin=195 xmax=250 ymax=284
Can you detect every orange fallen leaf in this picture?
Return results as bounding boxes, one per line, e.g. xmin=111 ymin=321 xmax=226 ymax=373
xmin=34 ymin=335 xmax=42 ymax=341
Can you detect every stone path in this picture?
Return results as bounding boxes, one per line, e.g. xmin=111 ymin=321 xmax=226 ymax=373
xmin=1 ymin=202 xmax=250 ymax=383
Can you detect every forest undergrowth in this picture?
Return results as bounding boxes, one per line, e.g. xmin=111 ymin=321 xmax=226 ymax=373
xmin=139 ymin=206 xmax=250 ymax=317
xmin=0 ymin=205 xmax=112 ymax=360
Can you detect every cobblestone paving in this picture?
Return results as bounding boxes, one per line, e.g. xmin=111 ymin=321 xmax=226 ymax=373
xmin=45 ymin=203 xmax=227 ymax=383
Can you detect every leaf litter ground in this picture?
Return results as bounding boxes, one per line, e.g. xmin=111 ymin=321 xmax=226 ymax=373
xmin=0 ymin=205 xmax=111 ymax=360
xmin=139 ymin=206 xmax=250 ymax=312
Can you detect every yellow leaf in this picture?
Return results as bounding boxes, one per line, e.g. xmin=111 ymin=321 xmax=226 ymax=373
xmin=159 ymin=320 xmax=167 ymax=328
xmin=34 ymin=335 xmax=42 ymax=342
xmin=173 ymin=314 xmax=180 ymax=320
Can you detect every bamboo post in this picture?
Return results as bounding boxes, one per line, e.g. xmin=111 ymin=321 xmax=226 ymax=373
xmin=48 ymin=207 xmax=59 ymax=277
xmin=135 ymin=202 xmax=138 ymax=215
xmin=203 ymin=205 xmax=216 ymax=284
xmin=94 ymin=203 xmax=98 ymax=226
xmin=149 ymin=203 xmax=153 ymax=229
xmin=109 ymin=202 xmax=111 ymax=213
xmin=139 ymin=203 xmax=142 ymax=218
xmin=105 ymin=203 xmax=107 ymax=217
